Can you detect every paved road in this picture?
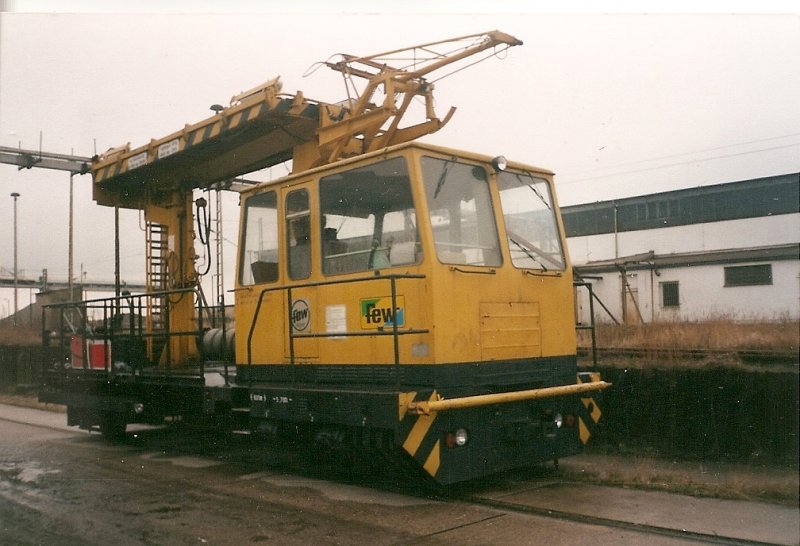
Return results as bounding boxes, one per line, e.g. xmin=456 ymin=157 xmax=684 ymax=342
xmin=0 ymin=404 xmax=796 ymax=545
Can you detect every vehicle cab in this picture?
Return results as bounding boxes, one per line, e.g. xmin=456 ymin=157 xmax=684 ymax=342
xmin=235 ymin=141 xmax=575 ymax=381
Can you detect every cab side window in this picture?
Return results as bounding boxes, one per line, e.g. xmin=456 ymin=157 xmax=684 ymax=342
xmin=319 ymin=157 xmax=419 ymax=275
xmin=239 ymin=191 xmax=279 ymax=285
xmin=286 ymin=189 xmax=311 ymax=280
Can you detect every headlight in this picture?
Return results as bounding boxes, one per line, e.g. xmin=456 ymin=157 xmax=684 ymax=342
xmin=491 ymin=155 xmax=508 ymax=172
xmin=445 ymin=428 xmax=470 ymax=448
xmin=554 ymin=413 xmax=564 ymax=428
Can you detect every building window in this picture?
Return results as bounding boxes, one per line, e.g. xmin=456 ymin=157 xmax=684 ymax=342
xmin=724 ymin=264 xmax=773 ymax=287
xmin=661 ymin=281 xmax=680 ymax=307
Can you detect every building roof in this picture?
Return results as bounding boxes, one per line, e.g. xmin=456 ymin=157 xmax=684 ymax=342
xmin=574 ymin=243 xmax=799 ymax=274
xmin=563 ymin=172 xmax=799 ymax=237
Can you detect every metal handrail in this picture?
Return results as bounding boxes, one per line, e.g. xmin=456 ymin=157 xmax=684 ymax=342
xmin=246 ymin=273 xmax=428 ymax=388
xmin=42 ymin=287 xmax=213 ymax=376
xmin=573 ymin=280 xmax=598 ymax=367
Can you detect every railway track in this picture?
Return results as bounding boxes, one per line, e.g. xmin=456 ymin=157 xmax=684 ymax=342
xmin=578 ymin=346 xmax=798 ymax=366
xmin=3 ymin=403 xmax=795 ymax=545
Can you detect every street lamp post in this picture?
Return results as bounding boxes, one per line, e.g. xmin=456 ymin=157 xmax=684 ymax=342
xmin=10 ymin=192 xmax=20 ymax=326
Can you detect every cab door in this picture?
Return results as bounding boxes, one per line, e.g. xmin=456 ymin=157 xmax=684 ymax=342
xmin=283 ymin=186 xmax=319 ymax=361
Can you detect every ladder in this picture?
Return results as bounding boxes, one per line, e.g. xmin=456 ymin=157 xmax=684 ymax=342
xmin=145 ymin=222 xmax=168 ymax=360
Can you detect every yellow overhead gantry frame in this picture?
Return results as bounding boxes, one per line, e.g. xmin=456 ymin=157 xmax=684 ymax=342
xmin=91 ymin=30 xmax=522 ymax=206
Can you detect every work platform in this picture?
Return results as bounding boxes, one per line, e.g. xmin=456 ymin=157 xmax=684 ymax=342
xmin=92 ymin=79 xmax=321 ymax=209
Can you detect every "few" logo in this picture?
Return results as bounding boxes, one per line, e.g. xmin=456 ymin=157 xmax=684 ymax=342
xmin=291 ymin=299 xmax=310 ymax=331
xmin=360 ymin=296 xmax=405 ymax=329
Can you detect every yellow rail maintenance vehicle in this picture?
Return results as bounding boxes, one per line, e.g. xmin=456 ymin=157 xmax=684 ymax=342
xmin=39 ymin=31 xmax=609 ymax=485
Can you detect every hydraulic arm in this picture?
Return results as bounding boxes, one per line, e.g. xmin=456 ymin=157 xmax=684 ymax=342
xmin=307 ymin=30 xmax=523 ymax=167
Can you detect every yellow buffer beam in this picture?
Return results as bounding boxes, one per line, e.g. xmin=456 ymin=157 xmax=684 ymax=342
xmin=408 ymin=381 xmax=612 ymax=415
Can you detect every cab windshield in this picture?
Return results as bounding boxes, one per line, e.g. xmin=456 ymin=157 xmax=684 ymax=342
xmin=421 ymin=156 xmax=502 ymax=266
xmin=497 ymin=170 xmax=565 ymax=271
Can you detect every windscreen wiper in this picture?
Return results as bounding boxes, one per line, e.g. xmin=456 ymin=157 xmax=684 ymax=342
xmin=433 ymin=159 xmax=454 ymax=198
xmin=509 ymin=237 xmax=548 ymax=272
xmin=516 ymin=172 xmax=551 ymax=210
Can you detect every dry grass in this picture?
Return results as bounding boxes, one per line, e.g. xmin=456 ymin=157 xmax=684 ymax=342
xmin=578 ymin=318 xmax=799 ymax=353
xmin=0 ymin=324 xmax=41 ymax=347
xmin=0 ymin=394 xmax=66 ymax=413
xmin=560 ymin=454 xmax=799 ymax=505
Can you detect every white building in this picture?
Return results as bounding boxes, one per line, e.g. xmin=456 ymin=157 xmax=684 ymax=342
xmin=564 ymin=173 xmax=799 ymax=323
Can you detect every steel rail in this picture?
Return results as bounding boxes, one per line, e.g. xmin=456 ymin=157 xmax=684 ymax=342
xmin=458 ymin=492 xmax=785 ymax=546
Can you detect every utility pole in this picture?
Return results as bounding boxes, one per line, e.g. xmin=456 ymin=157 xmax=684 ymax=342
xmin=69 ymin=172 xmax=74 ymax=300
xmin=10 ymin=192 xmax=20 ymax=325
xmin=0 ymin=146 xmax=90 ymax=303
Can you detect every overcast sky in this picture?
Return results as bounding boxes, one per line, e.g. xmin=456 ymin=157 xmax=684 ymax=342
xmin=1 ymin=2 xmax=799 ymax=313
